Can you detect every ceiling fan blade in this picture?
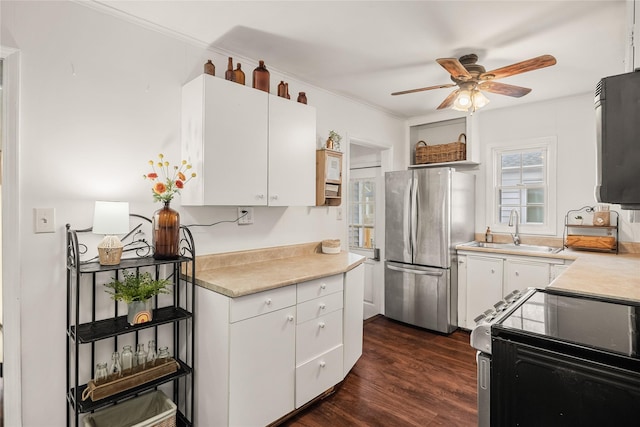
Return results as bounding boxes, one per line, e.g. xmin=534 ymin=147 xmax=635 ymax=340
xmin=481 ymin=54 xmax=556 ymax=80
xmin=391 ymin=83 xmax=456 ymax=96
xmin=436 ymin=58 xmax=472 ymax=81
xmin=437 ymin=89 xmax=460 ymax=110
xmin=478 ymin=81 xmax=532 ymax=98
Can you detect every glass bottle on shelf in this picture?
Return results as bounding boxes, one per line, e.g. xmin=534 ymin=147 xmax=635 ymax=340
xmin=204 ymin=59 xmax=215 ymax=76
xmin=121 ymin=345 xmax=133 ymax=373
xmin=252 ymin=60 xmax=270 ymax=93
xmin=277 ymin=81 xmax=287 ymax=98
xmin=109 ymin=351 xmax=122 ymax=378
xmin=234 ymin=63 xmax=245 ymax=85
xmin=95 ymin=362 xmax=108 ymax=385
xmin=225 ymin=57 xmax=236 ymax=82
xmin=157 ymin=346 xmax=171 ymax=364
xmin=285 ymin=82 xmax=290 ymax=99
xmin=297 ymin=92 xmax=307 ymax=104
xmin=147 ymin=339 xmax=158 ymax=367
xmin=134 ymin=343 xmax=148 ymax=371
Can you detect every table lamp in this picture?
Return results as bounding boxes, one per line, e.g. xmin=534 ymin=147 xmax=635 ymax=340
xmin=92 ymin=201 xmax=130 ymax=265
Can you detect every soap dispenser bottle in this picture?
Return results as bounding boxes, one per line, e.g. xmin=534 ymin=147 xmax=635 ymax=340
xmin=485 ymin=227 xmax=493 ymax=243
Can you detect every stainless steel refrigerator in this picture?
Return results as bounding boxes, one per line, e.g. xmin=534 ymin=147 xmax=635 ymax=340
xmin=385 ymin=167 xmax=475 ymax=333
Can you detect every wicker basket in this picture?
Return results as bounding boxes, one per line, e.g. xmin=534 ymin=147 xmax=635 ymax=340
xmin=415 ymin=133 xmax=467 ymax=164
xmin=82 ymin=390 xmax=176 ymax=427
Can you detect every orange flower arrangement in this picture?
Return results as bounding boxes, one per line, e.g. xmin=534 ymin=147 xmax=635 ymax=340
xmin=144 ymin=154 xmax=196 ymax=203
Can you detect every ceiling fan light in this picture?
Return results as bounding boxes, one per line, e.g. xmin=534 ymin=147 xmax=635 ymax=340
xmin=452 ymin=89 xmax=472 ymax=111
xmin=472 ymin=90 xmax=490 ymax=109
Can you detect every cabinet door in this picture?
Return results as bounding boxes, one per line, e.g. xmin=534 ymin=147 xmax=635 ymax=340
xmin=182 ymin=75 xmax=269 ymax=206
xmin=229 ymin=306 xmax=296 ymax=426
xmin=504 ymin=259 xmax=550 ymax=294
xmin=268 ymin=96 xmax=316 ymax=206
xmin=466 ymin=256 xmax=504 ymax=324
xmin=457 ymin=255 xmax=468 ymax=329
xmin=344 ymin=265 xmax=364 ymax=376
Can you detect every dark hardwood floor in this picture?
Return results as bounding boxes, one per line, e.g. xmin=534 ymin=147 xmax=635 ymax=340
xmin=282 ymin=316 xmax=478 ymax=427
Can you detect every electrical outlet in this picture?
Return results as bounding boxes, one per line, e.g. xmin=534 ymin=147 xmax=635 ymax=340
xmin=238 ymin=207 xmax=254 ymax=225
xmin=34 ymin=207 xmax=56 ymax=233
xmin=336 ymin=207 xmax=343 ymax=221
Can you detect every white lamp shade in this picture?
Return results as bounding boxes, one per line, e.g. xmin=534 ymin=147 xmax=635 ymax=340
xmin=92 ymin=201 xmax=130 ymax=235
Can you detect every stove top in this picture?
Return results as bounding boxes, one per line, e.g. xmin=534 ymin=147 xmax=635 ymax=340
xmin=471 ymin=287 xmax=640 ymax=358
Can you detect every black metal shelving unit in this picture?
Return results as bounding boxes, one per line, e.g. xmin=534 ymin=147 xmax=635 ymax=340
xmin=66 ymin=221 xmax=195 ymax=427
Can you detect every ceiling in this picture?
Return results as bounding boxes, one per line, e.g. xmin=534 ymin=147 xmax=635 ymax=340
xmin=94 ymin=0 xmax=628 ymax=118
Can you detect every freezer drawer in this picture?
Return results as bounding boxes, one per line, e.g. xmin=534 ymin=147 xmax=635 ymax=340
xmin=384 ymin=261 xmax=455 ymax=333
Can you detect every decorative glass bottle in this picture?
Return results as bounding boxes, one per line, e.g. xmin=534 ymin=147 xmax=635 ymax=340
xmin=121 ymin=345 xmax=134 ymax=373
xmin=277 ymin=81 xmax=287 ymax=98
xmin=225 ymin=57 xmax=236 ymax=82
xmin=234 ymin=63 xmax=245 ymax=85
xmin=95 ymin=362 xmax=108 ymax=385
xmin=204 ymin=60 xmax=215 ymax=76
xmin=147 ymin=339 xmax=158 ymax=367
xmin=252 ymin=60 xmax=270 ymax=93
xmin=134 ymin=343 xmax=148 ymax=371
xmin=285 ymin=82 xmax=290 ymax=99
xmin=157 ymin=346 xmax=171 ymax=364
xmin=152 ymin=201 xmax=180 ymax=260
xmin=297 ymin=92 xmax=307 ymax=104
xmin=109 ymin=351 xmax=122 ymax=378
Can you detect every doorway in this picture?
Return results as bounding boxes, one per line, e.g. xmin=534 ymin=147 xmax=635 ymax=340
xmin=348 ymin=140 xmax=391 ymax=319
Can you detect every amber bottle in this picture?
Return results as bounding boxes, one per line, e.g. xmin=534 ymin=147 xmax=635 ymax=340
xmin=225 ymin=57 xmax=235 ymax=82
xmin=204 ymin=60 xmax=215 ymax=76
xmin=234 ymin=63 xmax=245 ymax=85
xmin=285 ymin=82 xmax=290 ymax=99
xmin=277 ymin=81 xmax=287 ymax=98
xmin=253 ymin=60 xmax=270 ymax=93
xmin=297 ymin=92 xmax=307 ymax=104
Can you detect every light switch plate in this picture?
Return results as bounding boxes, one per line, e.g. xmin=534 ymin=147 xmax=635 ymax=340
xmin=34 ymin=208 xmax=56 ymax=233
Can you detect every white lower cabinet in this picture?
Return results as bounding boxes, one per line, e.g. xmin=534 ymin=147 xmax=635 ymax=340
xmin=457 ymin=251 xmax=571 ymax=330
xmin=504 ymin=258 xmax=550 ymax=295
xmin=229 ymin=306 xmax=296 ymax=427
xmin=195 ymin=266 xmax=364 ymax=426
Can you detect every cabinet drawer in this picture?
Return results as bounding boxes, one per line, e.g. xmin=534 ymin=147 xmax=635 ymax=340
xmin=296 ymin=309 xmax=343 ymax=364
xmin=297 ymin=291 xmax=343 ymax=324
xmin=297 ymin=274 xmax=343 ymax=303
xmin=295 ymin=345 xmax=343 ymax=408
xmin=230 ymin=286 xmax=296 ymax=323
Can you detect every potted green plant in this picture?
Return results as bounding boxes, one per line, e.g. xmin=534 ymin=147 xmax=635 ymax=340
xmin=326 ymin=130 xmax=342 ymax=151
xmin=104 ymin=271 xmax=172 ymax=325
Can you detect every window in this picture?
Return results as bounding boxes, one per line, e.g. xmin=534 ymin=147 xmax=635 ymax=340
xmin=488 ymin=138 xmax=557 ymax=235
xmin=349 ymin=178 xmax=376 ymax=249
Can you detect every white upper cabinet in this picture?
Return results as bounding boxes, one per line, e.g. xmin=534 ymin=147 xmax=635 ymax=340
xmin=181 ymin=74 xmax=316 ymax=206
xmin=268 ymin=95 xmax=316 ymax=206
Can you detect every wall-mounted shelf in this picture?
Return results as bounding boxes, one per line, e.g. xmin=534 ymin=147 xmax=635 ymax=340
xmin=316 ymin=149 xmax=342 ymax=206
xmin=563 ymin=206 xmax=619 ymax=253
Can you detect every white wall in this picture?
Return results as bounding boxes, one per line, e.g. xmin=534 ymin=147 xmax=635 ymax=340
xmin=0 ymin=1 xmax=405 ymax=425
xmin=475 ymin=93 xmax=640 ymax=243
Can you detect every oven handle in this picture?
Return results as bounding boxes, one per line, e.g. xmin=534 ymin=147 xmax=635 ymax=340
xmin=386 ymin=264 xmax=444 ymax=276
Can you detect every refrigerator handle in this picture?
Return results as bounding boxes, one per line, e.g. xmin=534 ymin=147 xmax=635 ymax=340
xmin=386 ymin=264 xmax=444 ymax=276
xmin=410 ymin=174 xmax=417 ymax=258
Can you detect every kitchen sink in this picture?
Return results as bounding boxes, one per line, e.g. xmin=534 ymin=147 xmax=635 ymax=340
xmin=461 ymin=241 xmax=563 ymax=254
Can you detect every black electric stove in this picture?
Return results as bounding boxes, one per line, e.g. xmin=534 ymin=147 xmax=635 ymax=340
xmin=489 ymin=287 xmax=640 ymax=426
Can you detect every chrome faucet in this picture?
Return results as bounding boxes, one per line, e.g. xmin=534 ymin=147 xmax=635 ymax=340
xmin=508 ymin=209 xmax=521 ymax=245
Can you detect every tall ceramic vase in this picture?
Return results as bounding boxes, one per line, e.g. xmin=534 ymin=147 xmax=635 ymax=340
xmin=153 ymin=201 xmax=180 ymax=260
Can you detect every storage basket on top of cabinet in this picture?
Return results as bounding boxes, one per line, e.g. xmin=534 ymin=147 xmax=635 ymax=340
xmin=415 ymin=133 xmax=466 ymax=164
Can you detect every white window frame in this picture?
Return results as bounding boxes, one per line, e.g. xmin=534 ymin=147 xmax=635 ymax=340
xmin=486 ymin=137 xmax=557 ymax=236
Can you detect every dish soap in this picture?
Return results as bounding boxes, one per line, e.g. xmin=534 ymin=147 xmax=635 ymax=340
xmin=485 ymin=227 xmax=493 ymax=243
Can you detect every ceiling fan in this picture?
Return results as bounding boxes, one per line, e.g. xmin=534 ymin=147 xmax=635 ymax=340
xmin=391 ymin=53 xmax=557 ymax=111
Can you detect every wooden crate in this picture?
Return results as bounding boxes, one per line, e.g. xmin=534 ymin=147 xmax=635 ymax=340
xmin=566 ymin=235 xmax=616 ymax=251
xmin=82 ymin=359 xmax=179 ymax=402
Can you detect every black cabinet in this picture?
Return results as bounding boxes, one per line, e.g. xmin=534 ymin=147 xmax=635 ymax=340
xmin=66 ymin=224 xmax=195 ymax=427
